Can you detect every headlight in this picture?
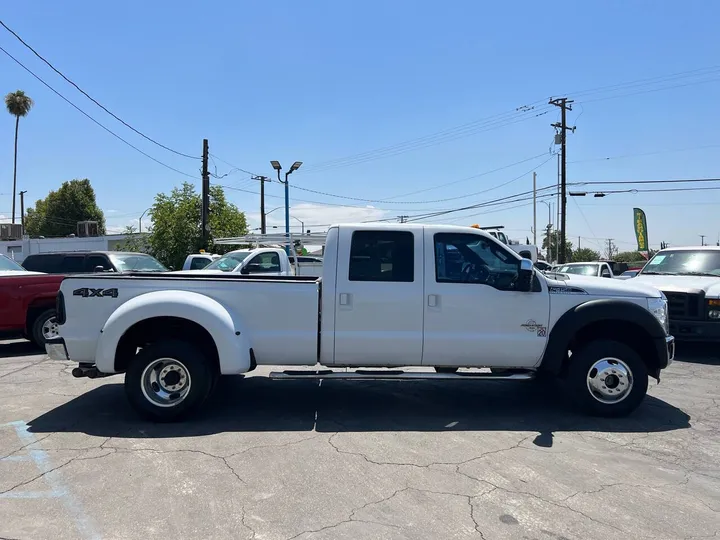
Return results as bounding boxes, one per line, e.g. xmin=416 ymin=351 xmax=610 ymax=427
xmin=707 ymin=299 xmax=720 ymax=321
xmin=648 ymin=297 xmax=669 ymax=334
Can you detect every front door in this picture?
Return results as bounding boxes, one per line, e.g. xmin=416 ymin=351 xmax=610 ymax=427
xmin=333 ymin=228 xmax=424 ymax=366
xmin=423 ymin=231 xmax=550 ymax=368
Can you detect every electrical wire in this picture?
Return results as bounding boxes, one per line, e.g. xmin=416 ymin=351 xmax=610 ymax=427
xmin=0 ymin=45 xmax=199 ymax=179
xmin=208 ymin=154 xmax=261 ymax=177
xmin=572 ymin=177 xmax=720 ymax=187
xmin=569 ymin=144 xmax=720 ymax=164
xmin=0 ymin=19 xmax=199 ymax=160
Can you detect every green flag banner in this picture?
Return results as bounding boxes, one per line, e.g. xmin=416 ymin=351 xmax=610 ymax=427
xmin=633 ymin=208 xmax=649 ymax=253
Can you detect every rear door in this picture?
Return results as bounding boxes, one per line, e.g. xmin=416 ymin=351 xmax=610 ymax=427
xmin=333 ymin=228 xmax=424 ymax=366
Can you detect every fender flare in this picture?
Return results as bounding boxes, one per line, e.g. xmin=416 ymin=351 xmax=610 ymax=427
xmin=540 ymin=298 xmax=665 ymax=374
xmin=94 ymin=290 xmax=251 ymax=374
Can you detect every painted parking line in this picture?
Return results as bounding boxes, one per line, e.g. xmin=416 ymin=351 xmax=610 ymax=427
xmin=0 ymin=421 xmax=101 ymax=540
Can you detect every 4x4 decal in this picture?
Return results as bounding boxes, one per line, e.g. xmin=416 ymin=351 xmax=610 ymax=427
xmin=72 ymin=287 xmax=119 ymax=298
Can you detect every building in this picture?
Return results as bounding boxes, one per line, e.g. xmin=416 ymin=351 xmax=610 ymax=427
xmin=0 ymin=233 xmax=148 ymax=264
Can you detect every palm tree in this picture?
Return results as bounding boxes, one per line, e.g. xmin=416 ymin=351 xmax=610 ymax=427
xmin=5 ymin=90 xmax=34 ymax=224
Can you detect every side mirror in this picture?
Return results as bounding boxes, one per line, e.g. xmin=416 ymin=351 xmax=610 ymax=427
xmin=94 ymin=265 xmax=105 ymax=273
xmin=602 ymin=272 xmax=612 ymax=278
xmin=517 ymin=258 xmax=534 ymax=292
xmin=240 ymin=266 xmax=250 ymax=275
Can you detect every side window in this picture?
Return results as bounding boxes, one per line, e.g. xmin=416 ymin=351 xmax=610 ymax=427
xmin=247 ymin=252 xmax=281 ymax=273
xmin=190 ymin=256 xmax=211 ymax=270
xmin=86 ymin=255 xmax=112 ymax=272
xmin=434 ymin=233 xmax=519 ymax=290
xmin=23 ymin=254 xmax=61 ymax=273
xmin=61 ymin=255 xmax=86 ymax=273
xmin=349 ymin=231 xmax=414 ymax=282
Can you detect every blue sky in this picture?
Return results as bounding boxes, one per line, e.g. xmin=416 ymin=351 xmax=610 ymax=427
xmin=1 ymin=0 xmax=719 ymax=253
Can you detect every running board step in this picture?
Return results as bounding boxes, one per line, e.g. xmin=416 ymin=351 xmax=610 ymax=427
xmin=269 ymin=369 xmax=535 ymax=381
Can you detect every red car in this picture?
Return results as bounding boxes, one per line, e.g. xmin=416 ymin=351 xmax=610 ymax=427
xmin=0 ymin=254 xmax=65 ymax=347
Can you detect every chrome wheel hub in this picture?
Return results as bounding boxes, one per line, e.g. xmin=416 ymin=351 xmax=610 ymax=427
xmin=141 ymin=358 xmax=192 ymax=408
xmin=586 ymin=357 xmax=633 ymax=404
xmin=42 ymin=317 xmax=59 ymax=340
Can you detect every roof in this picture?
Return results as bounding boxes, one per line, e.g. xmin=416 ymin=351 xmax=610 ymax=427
xmin=658 ymin=246 xmax=720 ymax=252
xmin=24 ymin=251 xmax=149 ymax=256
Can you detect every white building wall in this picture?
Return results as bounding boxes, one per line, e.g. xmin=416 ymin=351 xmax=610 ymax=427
xmin=0 ymin=234 xmax=142 ymax=264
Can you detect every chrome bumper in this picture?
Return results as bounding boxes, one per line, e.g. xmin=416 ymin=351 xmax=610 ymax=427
xmin=45 ymin=337 xmax=69 ymax=361
xmin=666 ymin=335 xmax=675 ymax=366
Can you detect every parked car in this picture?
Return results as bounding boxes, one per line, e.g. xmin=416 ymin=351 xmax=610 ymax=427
xmin=554 ymin=261 xmax=616 ymax=278
xmin=534 ymin=260 xmax=552 ymax=271
xmin=177 ymin=248 xmax=323 ymax=277
xmin=632 ymin=246 xmax=720 ymax=341
xmin=617 ymin=270 xmax=640 ymax=280
xmin=0 ymin=254 xmax=64 ymax=347
xmin=47 ymin=223 xmax=673 ymax=422
xmin=182 ymin=252 xmax=221 ymax=270
xmin=22 ymin=251 xmax=167 ymax=274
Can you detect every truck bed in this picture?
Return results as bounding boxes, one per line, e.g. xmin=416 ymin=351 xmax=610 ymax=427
xmin=59 ymin=272 xmax=322 ymax=368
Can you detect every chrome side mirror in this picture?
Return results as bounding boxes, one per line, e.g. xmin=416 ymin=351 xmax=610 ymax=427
xmin=517 ymin=258 xmax=534 ymax=292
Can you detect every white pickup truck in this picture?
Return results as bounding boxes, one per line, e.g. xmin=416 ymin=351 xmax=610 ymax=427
xmin=178 ymin=247 xmax=323 ymax=277
xmin=47 ymin=223 xmax=674 ymax=421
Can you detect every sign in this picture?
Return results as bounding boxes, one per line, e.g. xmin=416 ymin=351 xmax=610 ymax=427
xmin=633 ymin=208 xmax=649 ymax=255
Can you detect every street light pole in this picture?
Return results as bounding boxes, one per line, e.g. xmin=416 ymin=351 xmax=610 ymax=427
xmin=270 ymin=161 xmax=303 ymax=254
xmin=138 ymin=208 xmax=151 ymax=234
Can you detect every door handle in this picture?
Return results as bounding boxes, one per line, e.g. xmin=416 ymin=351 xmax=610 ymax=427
xmin=428 ymin=294 xmax=438 ymax=307
xmin=339 ymin=293 xmax=351 ymax=306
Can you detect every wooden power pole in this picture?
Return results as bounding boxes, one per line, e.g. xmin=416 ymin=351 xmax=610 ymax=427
xmin=201 ymin=139 xmax=210 ymax=250
xmin=253 ymin=175 xmax=270 ymax=234
xmin=19 ymin=190 xmax=27 ymax=232
xmin=549 ymin=98 xmax=574 ymax=264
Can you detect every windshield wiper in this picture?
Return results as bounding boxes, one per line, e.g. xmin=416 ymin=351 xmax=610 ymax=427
xmin=640 ymin=271 xmax=677 ymax=275
xmin=679 ymin=271 xmax=720 ymax=277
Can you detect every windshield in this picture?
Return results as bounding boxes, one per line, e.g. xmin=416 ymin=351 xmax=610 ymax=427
xmin=0 ymin=255 xmax=25 ymax=272
xmin=640 ymin=250 xmax=720 ymax=276
xmin=204 ymin=251 xmax=251 ymax=272
xmin=109 ymin=253 xmax=167 ymax=272
xmin=557 ymin=264 xmax=599 ymax=276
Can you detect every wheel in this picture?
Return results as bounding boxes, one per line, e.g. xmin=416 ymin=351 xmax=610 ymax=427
xmin=125 ymin=340 xmax=216 ymax=422
xmin=435 ymin=367 xmax=459 ymax=374
xmin=566 ymin=340 xmax=648 ymax=417
xmin=31 ymin=309 xmax=58 ymax=348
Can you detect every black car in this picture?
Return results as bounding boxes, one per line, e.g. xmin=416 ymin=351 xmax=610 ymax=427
xmin=21 ymin=251 xmax=167 ymax=274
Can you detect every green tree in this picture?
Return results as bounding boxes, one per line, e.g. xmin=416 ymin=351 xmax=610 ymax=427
xmin=573 ymin=247 xmax=601 ymax=262
xmin=115 ymin=225 xmax=149 ymax=253
xmin=541 ymin=232 xmax=573 ymax=263
xmin=147 ymin=182 xmax=247 ymax=269
xmin=615 ymin=250 xmax=652 ymax=263
xmin=25 ymin=179 xmax=106 ymax=237
xmin=5 ymin=90 xmax=34 ymax=224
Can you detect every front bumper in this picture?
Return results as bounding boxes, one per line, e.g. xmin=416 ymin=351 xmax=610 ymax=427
xmin=45 ymin=337 xmax=69 ymax=361
xmin=653 ymin=335 xmax=675 ymax=371
xmin=670 ymin=320 xmax=720 ymax=342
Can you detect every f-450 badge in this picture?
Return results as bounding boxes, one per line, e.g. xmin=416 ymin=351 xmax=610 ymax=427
xmin=72 ymin=287 xmax=119 ymax=298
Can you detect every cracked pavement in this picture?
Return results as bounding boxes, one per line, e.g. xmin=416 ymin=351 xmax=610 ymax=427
xmin=0 ymin=339 xmax=718 ymax=540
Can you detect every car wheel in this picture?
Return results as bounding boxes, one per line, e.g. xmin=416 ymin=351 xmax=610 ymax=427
xmin=566 ymin=340 xmax=648 ymax=417
xmin=31 ymin=309 xmax=58 ymax=348
xmin=125 ymin=340 xmax=216 ymax=422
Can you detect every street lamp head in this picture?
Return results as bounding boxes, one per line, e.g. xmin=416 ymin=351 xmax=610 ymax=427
xmin=270 ymin=160 xmax=282 ymax=171
xmin=569 ymin=192 xmax=586 ymax=197
xmin=289 ymin=161 xmax=303 ymax=172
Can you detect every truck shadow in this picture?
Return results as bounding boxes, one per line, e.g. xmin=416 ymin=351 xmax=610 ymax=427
xmin=0 ymin=340 xmax=41 ymax=358
xmin=674 ymin=342 xmax=720 ymax=366
xmin=27 ymin=377 xmax=690 ymax=441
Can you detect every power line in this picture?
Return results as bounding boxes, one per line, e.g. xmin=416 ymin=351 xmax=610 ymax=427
xmin=0 ymin=45 xmax=198 ymax=179
xmin=573 ymin=177 xmax=720 ymax=186
xmin=569 ymin=144 xmax=720 ymax=164
xmin=579 ymin=185 xmax=720 ymax=195
xmin=207 ymin=154 xmax=260 ymax=177
xmin=0 ymin=19 xmax=199 ymax=160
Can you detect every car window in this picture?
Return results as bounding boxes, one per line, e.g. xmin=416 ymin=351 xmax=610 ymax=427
xmin=22 ymin=254 xmax=62 ymax=273
xmin=108 ymin=253 xmax=167 ymax=272
xmin=434 ymin=233 xmax=519 ymax=290
xmin=246 ymin=252 xmax=281 ymax=273
xmin=349 ymin=231 xmax=414 ymax=282
xmin=641 ymin=250 xmax=720 ymax=276
xmin=86 ymin=255 xmax=112 ymax=272
xmin=0 ymin=254 xmax=25 ymax=271
xmin=558 ymin=264 xmax=599 ymax=276
xmin=205 ymin=251 xmax=251 ymax=272
xmin=190 ymin=256 xmax=212 ymax=270
xmin=61 ymin=255 xmax=86 ymax=273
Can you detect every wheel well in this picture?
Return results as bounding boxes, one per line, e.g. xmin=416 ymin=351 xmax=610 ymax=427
xmin=114 ymin=316 xmax=220 ymax=373
xmin=566 ymin=320 xmax=659 ymax=374
xmin=26 ymin=301 xmax=55 ymax=332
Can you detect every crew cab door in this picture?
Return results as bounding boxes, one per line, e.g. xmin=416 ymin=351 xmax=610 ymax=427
xmin=242 ymin=251 xmax=284 ymax=276
xmin=423 ymin=231 xmax=550 ymax=368
xmin=333 ymin=228 xmax=424 ymax=366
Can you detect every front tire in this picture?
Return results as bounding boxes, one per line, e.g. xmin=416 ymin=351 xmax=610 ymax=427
xmin=566 ymin=340 xmax=648 ymax=417
xmin=31 ymin=309 xmax=58 ymax=348
xmin=125 ymin=340 xmax=216 ymax=422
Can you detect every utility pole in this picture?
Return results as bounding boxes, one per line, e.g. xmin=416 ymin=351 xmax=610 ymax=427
xmin=550 ymin=97 xmax=575 ymax=264
xmin=606 ymin=238 xmax=614 ymax=259
xmin=398 ymin=215 xmax=408 ymax=223
xmin=19 ymin=190 xmax=26 ymax=232
xmin=532 ymin=172 xmax=537 ymax=246
xmin=578 ymin=235 xmax=581 ymax=249
xmin=699 ymin=234 xmax=706 ymax=246
xmin=201 ymin=139 xmax=209 ymax=250
xmin=253 ymin=176 xmax=270 ymax=234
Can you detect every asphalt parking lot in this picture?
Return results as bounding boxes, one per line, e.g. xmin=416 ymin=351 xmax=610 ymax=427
xmin=0 ymin=340 xmax=718 ymax=540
